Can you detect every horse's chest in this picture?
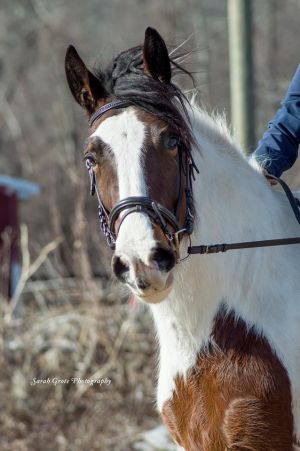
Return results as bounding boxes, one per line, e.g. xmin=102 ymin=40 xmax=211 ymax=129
xmin=160 ymin=309 xmax=294 ymax=451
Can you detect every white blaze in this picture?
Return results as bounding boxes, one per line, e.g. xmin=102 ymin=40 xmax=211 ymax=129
xmin=91 ymin=108 xmax=156 ymax=262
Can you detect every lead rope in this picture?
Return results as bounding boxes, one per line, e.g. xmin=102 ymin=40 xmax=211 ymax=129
xmin=188 ymin=175 xmax=300 ymax=255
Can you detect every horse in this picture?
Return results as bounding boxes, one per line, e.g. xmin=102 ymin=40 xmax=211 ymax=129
xmin=65 ymin=27 xmax=300 ymax=450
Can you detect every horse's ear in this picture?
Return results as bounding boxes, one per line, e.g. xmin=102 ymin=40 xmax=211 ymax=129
xmin=143 ymin=27 xmax=171 ymax=84
xmin=65 ymin=45 xmax=107 ymax=113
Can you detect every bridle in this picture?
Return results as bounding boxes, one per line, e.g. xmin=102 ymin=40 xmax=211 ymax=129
xmin=85 ymin=100 xmax=300 ymax=262
xmin=86 ymin=99 xmax=199 ymax=262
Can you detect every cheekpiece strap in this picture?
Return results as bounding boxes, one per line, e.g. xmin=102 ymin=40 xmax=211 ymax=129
xmin=89 ymin=100 xmax=132 ymax=127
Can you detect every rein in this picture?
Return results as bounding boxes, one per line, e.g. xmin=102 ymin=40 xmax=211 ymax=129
xmin=188 ymin=176 xmax=300 ymax=255
xmin=86 ymin=100 xmax=300 ymax=261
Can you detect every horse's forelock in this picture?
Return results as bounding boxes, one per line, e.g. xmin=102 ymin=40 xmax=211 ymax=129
xmin=92 ymin=45 xmax=194 ymax=149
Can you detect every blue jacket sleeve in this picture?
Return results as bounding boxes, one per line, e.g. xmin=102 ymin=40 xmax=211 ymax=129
xmin=253 ymin=64 xmax=300 ymax=177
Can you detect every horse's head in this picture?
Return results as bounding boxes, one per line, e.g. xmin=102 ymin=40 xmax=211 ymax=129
xmin=65 ymin=27 xmax=195 ymax=303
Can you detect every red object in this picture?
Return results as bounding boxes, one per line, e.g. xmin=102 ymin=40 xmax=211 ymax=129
xmin=0 ymin=187 xmax=20 ymax=298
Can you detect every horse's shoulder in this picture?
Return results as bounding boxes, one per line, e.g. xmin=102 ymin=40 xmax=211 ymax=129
xmin=161 ymin=307 xmax=293 ymax=450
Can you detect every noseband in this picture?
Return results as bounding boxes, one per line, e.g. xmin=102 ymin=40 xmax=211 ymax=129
xmin=86 ymin=100 xmax=199 ymax=261
xmin=85 ymin=100 xmax=300 ymax=262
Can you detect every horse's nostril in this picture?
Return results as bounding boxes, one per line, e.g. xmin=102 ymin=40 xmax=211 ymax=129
xmin=112 ymin=255 xmax=129 ymax=282
xmin=151 ymin=246 xmax=176 ymax=272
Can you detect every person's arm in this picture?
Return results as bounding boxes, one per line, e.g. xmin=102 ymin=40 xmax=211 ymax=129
xmin=252 ymin=64 xmax=300 ymax=177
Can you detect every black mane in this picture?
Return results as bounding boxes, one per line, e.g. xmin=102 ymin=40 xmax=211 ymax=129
xmin=93 ymin=45 xmax=194 ymax=147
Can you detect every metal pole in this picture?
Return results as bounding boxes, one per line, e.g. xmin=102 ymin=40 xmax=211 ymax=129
xmin=228 ymin=0 xmax=255 ymax=154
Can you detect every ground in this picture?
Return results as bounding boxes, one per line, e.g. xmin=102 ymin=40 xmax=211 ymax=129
xmin=0 ymin=277 xmax=172 ymax=451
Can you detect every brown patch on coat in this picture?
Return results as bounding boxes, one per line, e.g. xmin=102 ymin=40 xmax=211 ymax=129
xmin=162 ymin=307 xmax=293 ymax=451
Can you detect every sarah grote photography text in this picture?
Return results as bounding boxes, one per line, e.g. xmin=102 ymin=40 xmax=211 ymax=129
xmin=30 ymin=377 xmax=112 ymax=386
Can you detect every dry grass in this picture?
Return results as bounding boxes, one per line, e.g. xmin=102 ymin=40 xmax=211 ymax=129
xmin=0 ymin=277 xmax=160 ymax=451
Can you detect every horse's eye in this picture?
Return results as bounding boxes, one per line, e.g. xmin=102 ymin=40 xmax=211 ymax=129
xmin=163 ymin=133 xmax=180 ymax=150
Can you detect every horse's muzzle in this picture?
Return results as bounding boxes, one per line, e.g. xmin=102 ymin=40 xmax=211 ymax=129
xmin=112 ymin=245 xmax=176 ymax=303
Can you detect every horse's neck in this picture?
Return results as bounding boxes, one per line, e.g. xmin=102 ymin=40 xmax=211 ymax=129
xmin=150 ymin=107 xmax=299 ymax=396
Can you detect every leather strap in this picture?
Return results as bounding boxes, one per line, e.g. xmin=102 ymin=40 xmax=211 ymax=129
xmin=188 ymin=176 xmax=300 ymax=255
xmin=89 ymin=100 xmax=132 ymax=127
xmin=109 ymin=196 xmax=180 ymax=236
xmin=188 ymin=237 xmax=300 ymax=255
xmin=267 ymin=175 xmax=300 ymax=224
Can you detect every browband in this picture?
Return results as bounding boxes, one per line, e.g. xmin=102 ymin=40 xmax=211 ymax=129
xmin=89 ymin=100 xmax=132 ymax=127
